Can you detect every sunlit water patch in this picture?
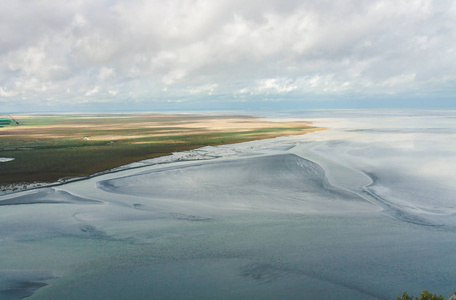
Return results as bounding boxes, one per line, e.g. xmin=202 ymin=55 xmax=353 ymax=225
xmin=0 ymin=158 xmax=14 ymax=163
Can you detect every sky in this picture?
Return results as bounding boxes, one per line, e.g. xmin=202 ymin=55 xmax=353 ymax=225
xmin=1 ymin=0 xmax=455 ymax=112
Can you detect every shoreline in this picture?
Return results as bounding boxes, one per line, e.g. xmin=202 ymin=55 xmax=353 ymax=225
xmin=0 ymin=124 xmax=325 ymax=195
xmin=0 ymin=113 xmax=324 ymax=189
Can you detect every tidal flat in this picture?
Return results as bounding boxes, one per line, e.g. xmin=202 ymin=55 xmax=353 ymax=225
xmin=0 ymin=110 xmax=455 ymax=299
xmin=0 ymin=113 xmax=319 ymax=189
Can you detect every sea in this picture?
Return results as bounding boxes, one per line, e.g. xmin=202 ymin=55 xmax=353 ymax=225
xmin=0 ymin=110 xmax=455 ymax=299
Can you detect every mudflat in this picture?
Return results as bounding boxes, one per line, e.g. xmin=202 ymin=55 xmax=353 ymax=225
xmin=0 ymin=113 xmax=322 ymax=188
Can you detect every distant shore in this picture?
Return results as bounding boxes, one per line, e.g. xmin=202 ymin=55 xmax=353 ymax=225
xmin=0 ymin=113 xmax=324 ymax=193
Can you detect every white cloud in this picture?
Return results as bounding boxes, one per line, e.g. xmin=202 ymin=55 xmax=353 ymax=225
xmin=187 ymin=84 xmax=218 ymax=95
xmin=0 ymin=0 xmax=455 ymax=110
xmin=257 ymin=78 xmax=297 ymax=93
xmin=98 ymin=67 xmax=115 ymax=80
xmin=382 ymin=73 xmax=417 ymax=87
xmin=162 ymin=69 xmax=188 ymax=85
xmin=0 ymin=87 xmax=18 ymax=97
xmin=85 ymin=86 xmax=99 ymax=96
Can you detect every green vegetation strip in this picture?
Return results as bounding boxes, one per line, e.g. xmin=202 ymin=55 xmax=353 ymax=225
xmin=0 ymin=115 xmax=13 ymax=127
xmin=397 ymin=290 xmax=449 ymax=300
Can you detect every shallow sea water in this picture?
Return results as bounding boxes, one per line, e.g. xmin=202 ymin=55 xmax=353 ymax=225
xmin=0 ymin=110 xmax=455 ymax=299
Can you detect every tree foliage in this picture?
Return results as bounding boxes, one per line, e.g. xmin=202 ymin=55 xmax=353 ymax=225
xmin=397 ymin=290 xmax=446 ymax=300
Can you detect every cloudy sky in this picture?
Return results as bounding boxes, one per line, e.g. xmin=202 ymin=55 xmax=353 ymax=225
xmin=1 ymin=0 xmax=455 ymax=112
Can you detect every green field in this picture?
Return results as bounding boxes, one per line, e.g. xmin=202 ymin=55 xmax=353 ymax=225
xmin=0 ymin=116 xmax=12 ymax=127
xmin=0 ymin=114 xmax=322 ymax=188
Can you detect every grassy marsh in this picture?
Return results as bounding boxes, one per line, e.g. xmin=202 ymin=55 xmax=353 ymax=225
xmin=0 ymin=113 xmax=322 ymax=187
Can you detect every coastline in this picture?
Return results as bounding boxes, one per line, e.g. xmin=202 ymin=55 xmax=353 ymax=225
xmin=0 ymin=117 xmax=325 ymax=195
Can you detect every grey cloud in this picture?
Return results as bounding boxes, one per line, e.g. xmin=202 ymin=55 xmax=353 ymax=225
xmin=0 ymin=0 xmax=455 ymax=110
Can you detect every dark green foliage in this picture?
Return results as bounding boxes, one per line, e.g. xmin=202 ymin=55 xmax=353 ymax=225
xmin=0 ymin=119 xmax=12 ymax=126
xmin=397 ymin=290 xmax=446 ymax=300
